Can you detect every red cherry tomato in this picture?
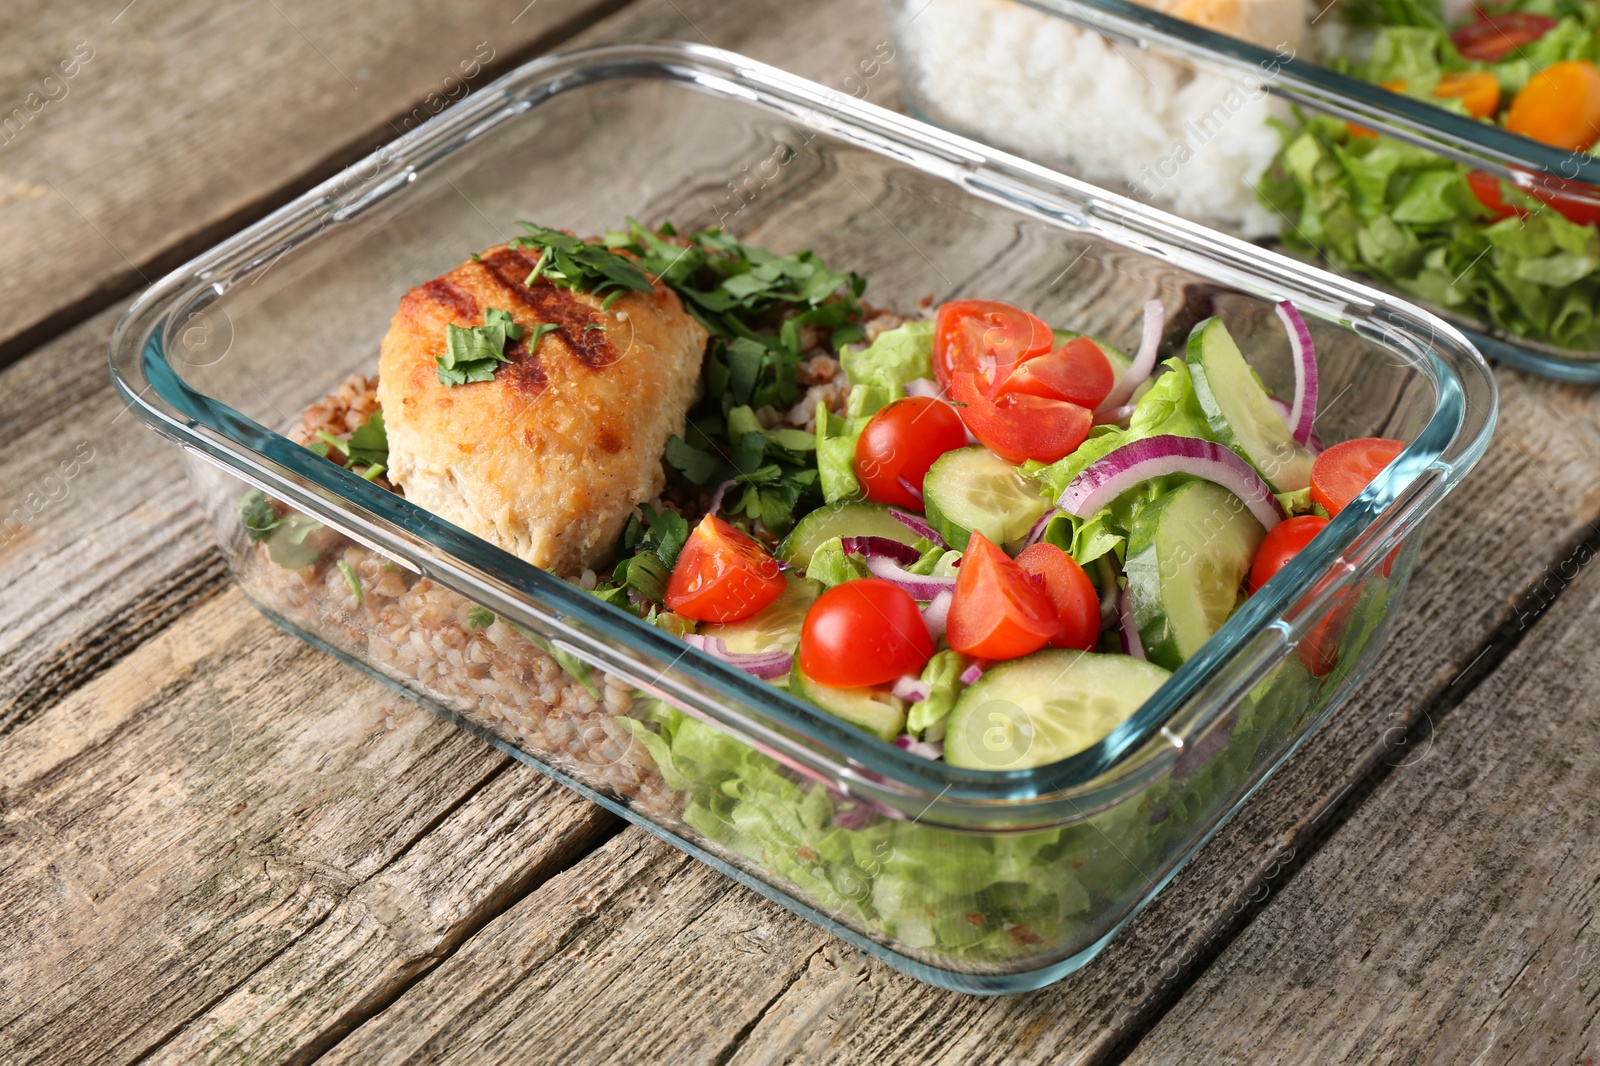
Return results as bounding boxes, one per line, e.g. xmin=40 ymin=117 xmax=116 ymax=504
xmin=1014 ymin=542 xmax=1100 ymax=651
xmin=991 ymin=336 xmax=1116 ymax=410
xmin=946 ymin=534 xmax=1058 ymax=661
xmin=1450 ymin=12 xmax=1557 ymax=62
xmin=1309 ymin=438 xmax=1405 ymax=517
xmin=933 ymin=299 xmax=1054 ymax=390
xmin=665 ymin=514 xmax=785 ymax=623
xmin=1468 ymin=168 xmax=1600 ymax=228
xmin=1466 ymin=169 xmax=1523 ymax=222
xmin=798 ymin=578 xmax=934 ymax=688
xmin=951 ymin=372 xmax=1093 ymax=465
xmin=853 ymin=396 xmax=971 ymax=509
xmin=1247 ymin=515 xmax=1330 ymax=594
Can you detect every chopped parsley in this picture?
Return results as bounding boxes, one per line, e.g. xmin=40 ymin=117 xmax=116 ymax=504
xmin=437 ymin=308 xmax=524 ymax=386
xmin=508 ymin=223 xmax=655 ymax=300
xmin=306 ymin=409 xmax=388 ymax=479
xmin=601 ymin=219 xmax=864 ymax=537
xmin=240 ymin=490 xmax=283 ymax=543
xmin=591 ymin=504 xmax=690 ymax=610
xmin=467 ymin=605 xmax=496 ymax=629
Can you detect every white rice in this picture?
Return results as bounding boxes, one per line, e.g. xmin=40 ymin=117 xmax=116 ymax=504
xmin=890 ymin=0 xmax=1301 ymax=236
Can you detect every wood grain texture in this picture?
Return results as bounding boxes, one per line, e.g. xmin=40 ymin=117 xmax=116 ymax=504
xmin=1121 ymin=482 xmax=1600 ymax=1065
xmin=0 ymin=0 xmax=627 ymax=368
xmin=0 ymin=588 xmax=617 ymax=1066
xmin=0 ymin=302 xmax=224 ymax=739
xmin=315 ymin=365 xmax=1600 ymax=1066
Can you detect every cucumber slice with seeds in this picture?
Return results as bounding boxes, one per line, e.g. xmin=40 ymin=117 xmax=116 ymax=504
xmin=699 ymin=575 xmax=818 ymax=657
xmin=778 ymin=501 xmax=923 ymax=567
xmin=1123 ymin=479 xmax=1265 ymax=671
xmin=944 ymin=650 xmax=1170 ymax=770
xmin=790 ymin=658 xmax=908 ymax=741
xmin=1187 ymin=317 xmax=1313 ymax=493
xmin=922 ymin=446 xmax=1050 ymax=552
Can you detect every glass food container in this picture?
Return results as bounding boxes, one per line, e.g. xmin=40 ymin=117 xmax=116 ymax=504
xmin=886 ymin=0 xmax=1600 ymax=381
xmin=110 ymin=42 xmax=1495 ymax=993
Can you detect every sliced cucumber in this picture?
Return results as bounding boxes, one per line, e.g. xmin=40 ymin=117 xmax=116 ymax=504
xmin=699 ymin=575 xmax=819 ymax=657
xmin=943 ymin=650 xmax=1171 ymax=770
xmin=1187 ymin=317 xmax=1313 ymax=493
xmin=922 ymin=446 xmax=1050 ymax=552
xmin=790 ymin=659 xmax=908 ymax=741
xmin=779 ymin=501 xmax=923 ymax=568
xmin=1123 ymin=480 xmax=1265 ymax=671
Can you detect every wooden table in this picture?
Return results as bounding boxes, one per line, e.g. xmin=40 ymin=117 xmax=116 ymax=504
xmin=3 ymin=1 xmax=1598 ymax=1062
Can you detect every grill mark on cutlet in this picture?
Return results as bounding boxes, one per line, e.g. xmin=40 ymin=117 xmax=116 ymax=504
xmin=478 ymin=247 xmax=619 ymax=370
xmin=415 ymin=277 xmax=479 ymax=320
xmin=498 ymin=334 xmax=547 ymax=394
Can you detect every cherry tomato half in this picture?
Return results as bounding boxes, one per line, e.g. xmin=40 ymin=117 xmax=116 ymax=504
xmin=854 ymin=396 xmax=971 ymax=509
xmin=1450 ymin=12 xmax=1557 ymax=63
xmin=664 ymin=514 xmax=785 ymax=623
xmin=798 ymin=578 xmax=934 ymax=688
xmin=1015 ymin=542 xmax=1101 ymax=651
xmin=1247 ymin=515 xmax=1329 ymax=594
xmin=991 ymin=335 xmax=1116 ymax=410
xmin=1309 ymin=437 xmax=1405 ymax=517
xmin=1467 ymin=169 xmax=1600 ymax=228
xmin=933 ymin=299 xmax=1054 ymax=390
xmin=1466 ymin=169 xmax=1522 ymax=222
xmin=951 ymin=372 xmax=1093 ymax=465
xmin=946 ymin=534 xmax=1058 ymax=661
xmin=1505 ymin=59 xmax=1600 ymax=153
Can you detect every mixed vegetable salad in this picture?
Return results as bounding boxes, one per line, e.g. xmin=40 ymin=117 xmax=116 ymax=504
xmin=1264 ymin=0 xmax=1600 ymax=349
xmin=252 ymin=222 xmax=1416 ymax=967
xmin=630 ymin=262 xmax=1406 ymax=771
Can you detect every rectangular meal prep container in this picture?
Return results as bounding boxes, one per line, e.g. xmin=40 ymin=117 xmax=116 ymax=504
xmin=109 ymin=42 xmax=1495 ymax=993
xmin=886 ymin=0 xmax=1600 ymax=381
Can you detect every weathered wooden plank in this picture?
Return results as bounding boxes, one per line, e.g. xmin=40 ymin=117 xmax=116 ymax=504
xmin=1120 ymin=488 xmax=1600 ymax=1065
xmin=0 ymin=302 xmax=224 ymax=739
xmin=0 ymin=0 xmax=627 ymax=368
xmin=303 ymin=364 xmax=1600 ymax=1065
xmin=0 ymin=587 xmax=617 ymax=1066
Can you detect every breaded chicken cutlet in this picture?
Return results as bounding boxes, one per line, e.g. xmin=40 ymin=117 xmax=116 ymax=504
xmin=377 ymin=243 xmax=708 ymax=574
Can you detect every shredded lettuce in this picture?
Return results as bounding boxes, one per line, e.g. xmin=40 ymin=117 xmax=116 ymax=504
xmin=905 ymin=649 xmax=967 ymax=741
xmin=805 ymin=536 xmax=870 ymax=587
xmin=1261 ymin=1 xmax=1600 ymax=351
xmin=815 ymin=382 xmax=903 ymax=503
xmin=839 ymin=321 xmax=935 ymax=389
xmin=1026 ymin=359 xmax=1216 ymax=566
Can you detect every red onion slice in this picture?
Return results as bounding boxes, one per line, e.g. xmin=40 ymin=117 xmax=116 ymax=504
xmin=896 ymin=475 xmax=924 ymax=504
xmin=1058 ymin=434 xmax=1284 ymax=530
xmin=707 ymin=478 xmax=736 ymax=516
xmin=889 ymin=508 xmax=944 ymax=547
xmin=1268 ymin=396 xmax=1324 ymax=455
xmin=1021 ymin=507 xmax=1061 ymax=549
xmin=895 ymin=734 xmax=944 ymax=760
xmin=891 ymin=675 xmax=932 ymax=702
xmin=1095 ymin=299 xmax=1164 ymax=416
xmin=905 ymin=377 xmax=945 ymax=400
xmin=683 ymin=634 xmax=792 ymax=680
xmin=1276 ymin=301 xmax=1318 ymax=447
xmin=921 ymin=589 xmax=953 ymax=640
xmin=840 ymin=536 xmax=923 ymax=566
xmin=958 ymin=663 xmax=984 ymax=685
xmin=1118 ymin=586 xmax=1145 ymax=660
xmin=859 ymin=555 xmax=957 ymax=600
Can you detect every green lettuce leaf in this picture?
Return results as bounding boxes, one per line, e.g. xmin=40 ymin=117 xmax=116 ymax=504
xmin=839 ymin=321 xmax=934 ymax=389
xmin=905 ymin=649 xmax=967 ymax=741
